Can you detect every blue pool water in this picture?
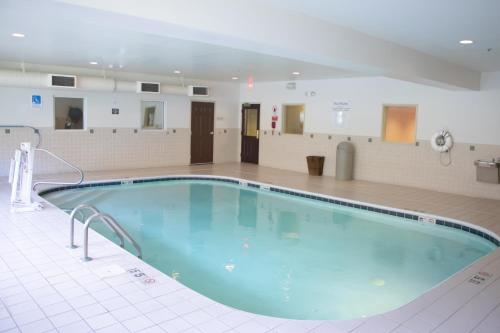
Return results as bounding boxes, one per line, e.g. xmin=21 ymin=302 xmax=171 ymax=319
xmin=43 ymin=179 xmax=496 ymax=320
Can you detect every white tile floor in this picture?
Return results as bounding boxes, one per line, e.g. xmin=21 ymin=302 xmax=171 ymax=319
xmin=1 ymin=164 xmax=500 ymax=333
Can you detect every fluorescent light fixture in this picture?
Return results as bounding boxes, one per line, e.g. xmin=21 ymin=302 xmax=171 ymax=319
xmin=11 ymin=32 xmax=25 ymax=38
xmin=459 ymin=39 xmax=474 ymax=45
xmin=292 ymin=71 xmax=301 ymax=75
xmin=173 ymin=70 xmax=181 ymax=74
xmin=231 ymin=76 xmax=239 ymax=80
xmin=89 ymin=61 xmax=98 ymax=65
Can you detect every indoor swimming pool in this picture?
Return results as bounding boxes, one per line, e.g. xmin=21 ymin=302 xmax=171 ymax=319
xmin=42 ymin=177 xmax=497 ymax=320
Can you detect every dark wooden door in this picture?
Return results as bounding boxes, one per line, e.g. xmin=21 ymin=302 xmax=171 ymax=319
xmin=241 ymin=104 xmax=260 ymax=164
xmin=191 ymin=102 xmax=214 ymax=164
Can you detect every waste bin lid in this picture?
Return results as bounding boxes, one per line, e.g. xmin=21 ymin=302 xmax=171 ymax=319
xmin=337 ymin=141 xmax=354 ymax=152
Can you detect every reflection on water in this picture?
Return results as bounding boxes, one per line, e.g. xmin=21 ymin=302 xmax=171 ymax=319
xmin=189 ymin=184 xmax=213 ymax=233
xmin=44 ymin=180 xmax=496 ymax=320
xmin=238 ymin=190 xmax=257 ymax=228
xmin=277 ymin=212 xmax=300 ymax=241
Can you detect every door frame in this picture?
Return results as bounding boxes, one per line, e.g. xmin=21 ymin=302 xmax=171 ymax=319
xmin=190 ymin=100 xmax=215 ymax=164
xmin=240 ymin=103 xmax=261 ymax=164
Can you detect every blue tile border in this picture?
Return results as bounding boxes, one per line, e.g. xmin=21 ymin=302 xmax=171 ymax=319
xmin=38 ymin=175 xmax=499 ymax=247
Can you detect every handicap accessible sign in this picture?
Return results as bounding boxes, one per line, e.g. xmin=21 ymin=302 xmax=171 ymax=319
xmin=32 ymin=95 xmax=42 ymax=109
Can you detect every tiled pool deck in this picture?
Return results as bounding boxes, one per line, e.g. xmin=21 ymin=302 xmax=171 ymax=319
xmin=1 ymin=163 xmax=499 ymax=333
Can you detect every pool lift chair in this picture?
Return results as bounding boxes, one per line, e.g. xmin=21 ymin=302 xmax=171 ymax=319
xmin=9 ymin=141 xmax=142 ymax=262
xmin=9 ymin=141 xmax=84 ymax=212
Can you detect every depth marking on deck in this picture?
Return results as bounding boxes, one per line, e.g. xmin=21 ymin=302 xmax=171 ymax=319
xmin=468 ymin=271 xmax=492 ymax=285
xmin=127 ymin=267 xmax=156 ymax=285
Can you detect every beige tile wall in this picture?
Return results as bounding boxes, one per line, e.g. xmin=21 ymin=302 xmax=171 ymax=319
xmin=3 ymin=126 xmax=499 ymax=200
xmin=214 ymin=128 xmax=240 ymax=163
xmin=0 ymin=127 xmax=240 ymax=176
xmin=258 ymin=131 xmax=500 ymax=200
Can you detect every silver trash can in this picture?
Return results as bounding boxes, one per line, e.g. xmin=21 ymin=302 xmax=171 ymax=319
xmin=336 ymin=142 xmax=354 ymax=180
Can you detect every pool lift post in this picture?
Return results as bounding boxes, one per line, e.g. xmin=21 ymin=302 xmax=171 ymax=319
xmin=9 ymin=142 xmax=43 ymax=212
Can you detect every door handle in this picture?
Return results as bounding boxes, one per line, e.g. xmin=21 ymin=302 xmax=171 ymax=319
xmin=210 ymin=131 xmax=214 ymax=135
xmin=256 ymin=130 xmax=259 ymax=139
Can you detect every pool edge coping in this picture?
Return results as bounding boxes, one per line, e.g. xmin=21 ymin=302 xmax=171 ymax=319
xmin=29 ymin=173 xmax=500 ymax=329
xmin=36 ymin=174 xmax=500 ymax=248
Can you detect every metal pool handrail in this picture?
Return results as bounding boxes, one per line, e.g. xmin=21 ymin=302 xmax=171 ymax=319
xmin=69 ymin=204 xmax=124 ymax=249
xmin=32 ymin=148 xmax=84 ymax=190
xmin=0 ymin=125 xmax=41 ymax=147
xmin=82 ymin=212 xmax=143 ymax=261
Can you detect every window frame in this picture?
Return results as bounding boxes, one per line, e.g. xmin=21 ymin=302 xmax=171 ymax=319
xmin=381 ymin=104 xmax=418 ymax=144
xmin=282 ymin=103 xmax=305 ymax=135
xmin=53 ymin=96 xmax=87 ymax=131
xmin=140 ymin=100 xmax=167 ymax=131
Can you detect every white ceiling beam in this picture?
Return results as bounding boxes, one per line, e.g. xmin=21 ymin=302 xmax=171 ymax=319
xmin=56 ymin=0 xmax=481 ymax=90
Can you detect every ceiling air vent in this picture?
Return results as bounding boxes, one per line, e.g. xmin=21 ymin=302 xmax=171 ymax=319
xmin=187 ymin=85 xmax=209 ymax=97
xmin=49 ymin=74 xmax=77 ymax=88
xmin=137 ymin=81 xmax=160 ymax=93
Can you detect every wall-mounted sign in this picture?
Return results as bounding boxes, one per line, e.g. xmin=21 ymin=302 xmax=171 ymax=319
xmin=31 ymin=95 xmax=42 ymax=109
xmin=332 ymin=101 xmax=351 ymax=127
xmin=112 ymin=108 xmax=119 ymax=115
xmin=272 ymin=105 xmax=278 ymax=129
xmin=332 ymin=101 xmax=351 ymax=112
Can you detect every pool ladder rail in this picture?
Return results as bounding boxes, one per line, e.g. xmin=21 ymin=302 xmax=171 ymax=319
xmin=32 ymin=148 xmax=84 ymax=190
xmin=69 ymin=204 xmax=143 ymax=261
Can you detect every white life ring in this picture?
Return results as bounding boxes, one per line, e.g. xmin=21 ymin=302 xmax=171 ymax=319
xmin=431 ymin=130 xmax=453 ymax=153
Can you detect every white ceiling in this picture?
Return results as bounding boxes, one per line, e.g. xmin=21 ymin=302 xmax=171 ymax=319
xmin=0 ymin=0 xmax=352 ymax=82
xmin=264 ymin=0 xmax=500 ymax=72
xmin=0 ymin=0 xmax=498 ymax=87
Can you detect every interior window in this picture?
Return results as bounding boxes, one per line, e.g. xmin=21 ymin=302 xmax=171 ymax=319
xmin=382 ymin=105 xmax=417 ymax=143
xmin=54 ymin=97 xmax=85 ymax=130
xmin=283 ymin=104 xmax=305 ymax=134
xmin=244 ymin=108 xmax=258 ymax=137
xmin=141 ymin=101 xmax=165 ymax=129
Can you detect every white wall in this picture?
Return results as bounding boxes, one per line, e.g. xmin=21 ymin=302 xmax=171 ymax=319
xmin=240 ymin=73 xmax=500 ymax=145
xmin=0 ymin=79 xmax=241 ymax=177
xmin=0 ymin=81 xmax=240 ymax=129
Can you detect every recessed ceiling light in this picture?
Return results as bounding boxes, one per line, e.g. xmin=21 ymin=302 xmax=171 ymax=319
xmin=11 ymin=32 xmax=25 ymax=38
xmin=459 ymin=39 xmax=474 ymax=45
xmin=89 ymin=61 xmax=98 ymax=65
xmin=292 ymin=71 xmax=301 ymax=75
xmin=173 ymin=70 xmax=181 ymax=74
xmin=231 ymin=77 xmax=239 ymax=80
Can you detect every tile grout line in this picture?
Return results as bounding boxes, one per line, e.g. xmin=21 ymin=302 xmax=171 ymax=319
xmin=429 ymin=275 xmax=500 ymax=333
